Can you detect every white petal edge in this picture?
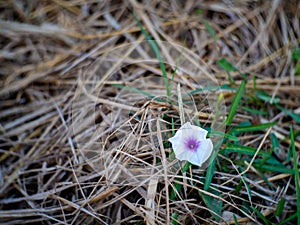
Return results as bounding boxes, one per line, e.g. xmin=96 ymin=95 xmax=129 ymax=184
xmin=194 ymin=139 xmax=213 ymax=166
xmin=181 ymin=122 xmax=208 ymax=140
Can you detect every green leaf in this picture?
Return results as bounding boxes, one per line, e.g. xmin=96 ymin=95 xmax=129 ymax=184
xmin=241 ymin=201 xmax=252 ymax=215
xmin=242 ymin=106 xmax=268 ymax=115
xmin=224 ymin=143 xmax=269 ymax=156
xmin=196 ymin=9 xmax=217 ymax=42
xmin=275 ymin=198 xmax=285 ymax=217
xmin=276 ymin=104 xmax=300 ymax=123
xmin=254 ymin=158 xmax=281 ymax=166
xmin=233 ymin=122 xmax=276 ymax=133
xmin=233 ymin=214 xmax=239 ymax=225
xmin=237 ymin=121 xmax=252 ymax=127
xmin=134 ymin=14 xmax=171 ymax=100
xmin=290 ymin=126 xmax=300 ymax=225
xmin=226 ymin=80 xmax=246 ymax=126
xmin=170 ymin=180 xmax=182 ymax=201
xmin=251 ymin=206 xmax=270 ymax=225
xmin=292 ymin=48 xmax=300 ymax=61
xmin=259 ymin=164 xmax=295 ymax=174
xmin=182 ymin=161 xmax=191 ymax=173
xmin=211 ymin=131 xmax=239 ymax=141
xmin=204 ymin=152 xmax=217 ymax=191
xmin=196 ymin=9 xmax=203 ymax=14
xmin=278 ymin=212 xmax=298 ymax=225
xmin=295 ymin=65 xmax=300 ymax=75
xmin=256 ymin=90 xmax=280 ymax=104
xmin=234 ymin=179 xmax=243 ymax=194
xmin=172 ymin=212 xmax=179 ymax=225
xmin=169 ymin=162 xmax=191 ymax=200
xmin=218 ymin=58 xmax=238 ymax=72
xmin=204 ymin=138 xmax=222 ymax=191
xmin=224 ymin=144 xmax=286 ymax=169
xmin=200 ymin=189 xmax=222 ymax=221
xmin=203 ymin=20 xmax=217 ymax=42
xmin=256 ymin=133 xmax=279 ymax=171
xmin=270 ymin=132 xmax=279 ymax=154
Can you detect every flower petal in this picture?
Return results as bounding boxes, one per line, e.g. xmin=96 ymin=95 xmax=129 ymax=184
xmin=169 ymin=122 xmax=213 ymax=167
xmin=185 ymin=152 xmax=199 ymax=166
xmin=175 ymin=144 xmax=194 ymax=160
xmin=168 ymin=132 xmax=181 ymax=150
xmin=181 ymin=122 xmax=208 ymax=140
xmin=169 ymin=137 xmax=188 ymax=159
xmin=194 ymin=138 xmax=213 ymax=166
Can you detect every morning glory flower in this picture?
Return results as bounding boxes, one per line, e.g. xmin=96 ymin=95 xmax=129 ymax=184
xmin=168 ymin=122 xmax=213 ymax=167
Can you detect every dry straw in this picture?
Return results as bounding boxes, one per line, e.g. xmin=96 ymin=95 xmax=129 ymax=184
xmin=0 ymin=1 xmax=299 ymax=224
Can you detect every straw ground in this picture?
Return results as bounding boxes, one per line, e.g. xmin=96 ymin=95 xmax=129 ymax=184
xmin=0 ymin=1 xmax=300 ymax=224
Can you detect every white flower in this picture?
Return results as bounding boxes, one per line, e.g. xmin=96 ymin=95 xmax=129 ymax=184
xmin=168 ymin=122 xmax=213 ymax=167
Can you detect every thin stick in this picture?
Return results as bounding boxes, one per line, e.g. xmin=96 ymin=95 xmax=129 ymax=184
xmin=156 ymin=119 xmax=170 ymax=225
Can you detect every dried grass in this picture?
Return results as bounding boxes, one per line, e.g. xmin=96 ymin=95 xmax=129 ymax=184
xmin=0 ymin=0 xmax=300 ymax=224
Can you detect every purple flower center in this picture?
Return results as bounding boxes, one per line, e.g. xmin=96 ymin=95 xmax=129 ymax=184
xmin=184 ymin=137 xmax=200 ymax=152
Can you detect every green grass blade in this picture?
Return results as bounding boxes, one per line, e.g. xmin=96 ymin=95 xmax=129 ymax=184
xmin=204 ymin=155 xmax=216 ymax=191
xmin=224 ymin=143 xmax=269 ymax=157
xmin=172 ymin=212 xmax=179 ymax=225
xmin=134 ymin=14 xmax=171 ymax=99
xmin=217 ymin=58 xmax=238 ymax=72
xmin=211 ymin=131 xmax=239 ymax=142
xmin=233 ymin=214 xmax=239 ymax=225
xmin=226 ymin=80 xmax=246 ymax=126
xmin=292 ymin=48 xmax=300 ymax=60
xmin=278 ymin=212 xmax=298 ymax=225
xmin=275 ymin=198 xmax=285 ymax=217
xmin=203 ymin=20 xmax=217 ymax=42
xmin=256 ymin=90 xmax=280 ymax=104
xmin=242 ymin=106 xmax=268 ymax=115
xmin=290 ymin=126 xmax=300 ymax=225
xmin=204 ymin=147 xmax=219 ymax=191
xmin=217 ymin=58 xmax=237 ymax=84
xmin=169 ymin=162 xmax=191 ymax=200
xmin=196 ymin=9 xmax=217 ymax=42
xmin=233 ymin=122 xmax=276 ymax=133
xmin=295 ymin=66 xmax=300 ymax=75
xmin=270 ymin=132 xmax=279 ymax=154
xmin=182 ymin=161 xmax=191 ymax=173
xmin=276 ymin=104 xmax=300 ymax=123
xmin=251 ymin=206 xmax=270 ymax=225
xmin=204 ymin=94 xmax=224 ymax=190
xmin=224 ymin=144 xmax=294 ymax=174
xmin=169 ymin=180 xmax=181 ymax=201
xmin=112 ymin=84 xmax=156 ymax=99
xmin=258 ymin=164 xmax=295 ymax=174
xmin=200 ymin=188 xmax=222 ymax=221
